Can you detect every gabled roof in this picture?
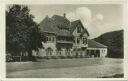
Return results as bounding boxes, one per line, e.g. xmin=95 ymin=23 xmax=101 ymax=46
xmin=39 ymin=14 xmax=89 ymax=37
xmin=88 ymin=39 xmax=107 ymax=48
xmin=39 ymin=16 xmax=59 ymax=33
xmin=70 ymin=20 xmax=89 ymax=36
xmin=39 ymin=15 xmax=72 ymax=36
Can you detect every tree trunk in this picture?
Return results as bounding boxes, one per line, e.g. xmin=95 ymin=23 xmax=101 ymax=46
xmin=20 ymin=52 xmax=22 ymax=62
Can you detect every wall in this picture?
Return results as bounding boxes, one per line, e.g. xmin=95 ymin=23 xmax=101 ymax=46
xmin=72 ymin=27 xmax=88 ymax=48
xmin=100 ymin=48 xmax=107 ymax=57
xmin=87 ymin=48 xmax=107 ymax=57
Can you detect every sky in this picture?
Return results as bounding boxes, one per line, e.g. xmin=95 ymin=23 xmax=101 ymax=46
xmin=28 ymin=4 xmax=124 ymax=38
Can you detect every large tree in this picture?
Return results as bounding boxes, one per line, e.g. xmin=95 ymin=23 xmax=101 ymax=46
xmin=6 ymin=5 xmax=46 ymax=61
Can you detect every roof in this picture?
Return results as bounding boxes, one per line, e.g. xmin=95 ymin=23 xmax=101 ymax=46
xmin=70 ymin=20 xmax=79 ymax=33
xmin=39 ymin=15 xmax=89 ymax=37
xmin=39 ymin=16 xmax=59 ymax=33
xmin=52 ymin=15 xmax=70 ymax=29
xmin=39 ymin=15 xmax=72 ymax=36
xmin=88 ymin=39 xmax=107 ymax=48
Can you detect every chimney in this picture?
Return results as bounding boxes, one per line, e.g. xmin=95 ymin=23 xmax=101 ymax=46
xmin=63 ymin=13 xmax=66 ymax=18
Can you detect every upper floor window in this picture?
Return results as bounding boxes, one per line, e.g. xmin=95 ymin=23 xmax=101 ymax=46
xmin=49 ymin=37 xmax=52 ymax=41
xmin=83 ymin=38 xmax=87 ymax=44
xmin=77 ymin=37 xmax=80 ymax=44
xmin=47 ymin=36 xmax=55 ymax=42
xmin=52 ymin=37 xmax=55 ymax=42
xmin=77 ymin=27 xmax=81 ymax=33
xmin=46 ymin=37 xmax=48 ymax=41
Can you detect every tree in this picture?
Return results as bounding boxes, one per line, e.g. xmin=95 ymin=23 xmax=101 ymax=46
xmin=6 ymin=5 xmax=46 ymax=61
xmin=94 ymin=30 xmax=123 ymax=58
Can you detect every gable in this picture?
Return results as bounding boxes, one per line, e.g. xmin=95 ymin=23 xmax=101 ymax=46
xmin=71 ymin=20 xmax=89 ymax=36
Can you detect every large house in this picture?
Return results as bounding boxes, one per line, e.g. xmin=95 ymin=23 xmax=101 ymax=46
xmin=32 ymin=14 xmax=107 ymax=58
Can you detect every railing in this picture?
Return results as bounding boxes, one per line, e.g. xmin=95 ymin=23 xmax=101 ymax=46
xmin=44 ymin=50 xmax=88 ymax=57
xmin=57 ymin=40 xmax=73 ymax=43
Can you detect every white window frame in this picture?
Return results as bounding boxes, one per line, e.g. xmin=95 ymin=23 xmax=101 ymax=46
xmin=83 ymin=37 xmax=87 ymax=44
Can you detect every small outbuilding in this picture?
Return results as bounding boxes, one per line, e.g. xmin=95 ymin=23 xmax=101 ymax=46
xmin=87 ymin=39 xmax=107 ymax=58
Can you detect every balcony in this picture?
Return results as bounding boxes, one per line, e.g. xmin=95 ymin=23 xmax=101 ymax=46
xmin=56 ymin=36 xmax=74 ymax=44
xmin=73 ymin=43 xmax=88 ymax=48
xmin=57 ymin=40 xmax=73 ymax=44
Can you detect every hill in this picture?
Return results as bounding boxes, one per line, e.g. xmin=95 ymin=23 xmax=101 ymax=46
xmin=93 ymin=30 xmax=123 ymax=58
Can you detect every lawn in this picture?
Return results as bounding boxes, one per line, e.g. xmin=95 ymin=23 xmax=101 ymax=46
xmin=6 ymin=58 xmax=123 ymax=78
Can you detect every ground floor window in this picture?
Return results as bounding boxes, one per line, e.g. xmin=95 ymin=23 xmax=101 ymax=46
xmin=87 ymin=49 xmax=100 ymax=57
xmin=46 ymin=47 xmax=53 ymax=56
xmin=83 ymin=38 xmax=87 ymax=44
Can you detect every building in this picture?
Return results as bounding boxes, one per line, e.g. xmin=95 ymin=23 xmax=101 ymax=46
xmin=32 ymin=14 xmax=107 ymax=58
xmin=87 ymin=39 xmax=107 ymax=57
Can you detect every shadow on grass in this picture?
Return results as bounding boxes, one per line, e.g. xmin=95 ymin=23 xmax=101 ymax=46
xmin=98 ymin=73 xmax=124 ymax=78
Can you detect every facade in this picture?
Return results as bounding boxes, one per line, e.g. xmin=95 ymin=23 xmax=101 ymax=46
xmin=32 ymin=14 xmax=107 ymax=58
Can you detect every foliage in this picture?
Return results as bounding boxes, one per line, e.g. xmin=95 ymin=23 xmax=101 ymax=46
xmin=6 ymin=5 xmax=46 ymax=61
xmin=94 ymin=30 xmax=123 ymax=58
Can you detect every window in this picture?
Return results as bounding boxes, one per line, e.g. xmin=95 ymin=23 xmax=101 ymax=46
xmin=47 ymin=36 xmax=54 ymax=42
xmin=102 ymin=50 xmax=104 ymax=53
xmin=77 ymin=37 xmax=80 ymax=44
xmin=103 ymin=50 xmax=105 ymax=53
xmin=77 ymin=27 xmax=81 ymax=33
xmin=52 ymin=37 xmax=54 ymax=42
xmin=83 ymin=38 xmax=87 ymax=44
xmin=48 ymin=37 xmax=51 ymax=41
xmin=46 ymin=37 xmax=48 ymax=41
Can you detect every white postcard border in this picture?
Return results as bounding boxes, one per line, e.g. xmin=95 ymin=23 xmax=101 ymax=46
xmin=0 ymin=0 xmax=127 ymax=80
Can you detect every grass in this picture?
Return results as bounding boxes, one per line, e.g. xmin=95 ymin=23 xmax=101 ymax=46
xmin=6 ymin=58 xmax=123 ymax=78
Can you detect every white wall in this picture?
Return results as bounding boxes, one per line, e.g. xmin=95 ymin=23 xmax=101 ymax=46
xmin=87 ymin=48 xmax=107 ymax=57
xmin=72 ymin=27 xmax=88 ymax=48
xmin=32 ymin=42 xmax=56 ymax=57
xmin=100 ymin=48 xmax=107 ymax=57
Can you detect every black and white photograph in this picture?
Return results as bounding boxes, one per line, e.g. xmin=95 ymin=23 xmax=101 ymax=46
xmin=6 ymin=4 xmax=124 ymax=78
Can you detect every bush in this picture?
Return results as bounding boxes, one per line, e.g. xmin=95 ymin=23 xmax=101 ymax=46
xmin=6 ymin=54 xmax=13 ymax=62
xmin=51 ymin=56 xmax=58 ymax=59
xmin=58 ymin=56 xmax=66 ymax=59
xmin=67 ymin=56 xmax=73 ymax=59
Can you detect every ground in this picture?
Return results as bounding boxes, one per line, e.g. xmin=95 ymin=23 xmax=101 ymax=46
xmin=6 ymin=58 xmax=123 ymax=78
